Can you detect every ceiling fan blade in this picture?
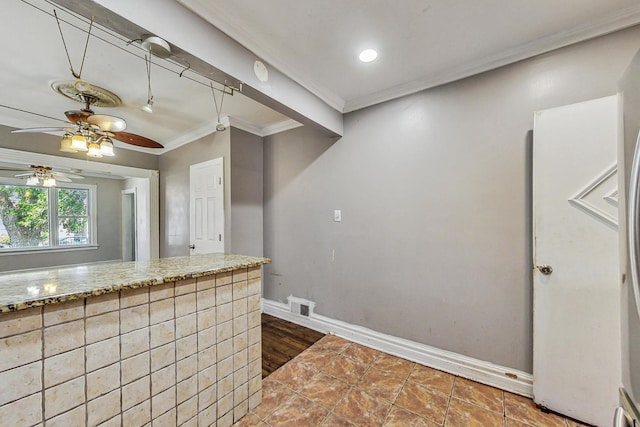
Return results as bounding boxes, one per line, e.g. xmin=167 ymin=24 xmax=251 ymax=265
xmin=87 ymin=114 xmax=127 ymax=132
xmin=112 ymin=132 xmax=164 ymax=149
xmin=52 ymin=171 xmax=84 ymax=180
xmin=53 ymin=176 xmax=73 ymax=183
xmin=65 ymin=110 xmax=92 ymax=124
xmin=11 ymin=127 xmax=69 ymax=134
xmin=14 ymin=172 xmax=33 ymax=177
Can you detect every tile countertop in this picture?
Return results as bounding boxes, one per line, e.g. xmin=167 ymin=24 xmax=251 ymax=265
xmin=0 ymin=253 xmax=270 ymax=313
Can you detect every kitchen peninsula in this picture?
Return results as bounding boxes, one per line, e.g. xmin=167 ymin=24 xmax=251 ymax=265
xmin=0 ymin=253 xmax=269 ymax=427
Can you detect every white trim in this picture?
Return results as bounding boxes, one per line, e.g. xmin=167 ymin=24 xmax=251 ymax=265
xmin=568 ymin=163 xmax=618 ymax=228
xmin=262 ymin=298 xmax=533 ymax=397
xmin=227 ymin=117 xmax=263 ymax=137
xmin=344 ymin=5 xmax=640 ymax=112
xmin=181 ymin=0 xmax=640 ymax=114
xmin=228 ymin=117 xmax=303 ymax=138
xmin=261 ymin=119 xmax=303 ymax=137
xmin=148 ymin=171 xmax=160 ymax=259
xmin=159 ymin=117 xmax=231 ymax=154
xmin=0 ymin=147 xmax=156 ymax=179
xmin=0 ymin=178 xmax=98 ymax=253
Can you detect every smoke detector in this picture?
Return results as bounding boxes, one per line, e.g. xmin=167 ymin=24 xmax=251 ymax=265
xmin=141 ymin=36 xmax=172 ymax=58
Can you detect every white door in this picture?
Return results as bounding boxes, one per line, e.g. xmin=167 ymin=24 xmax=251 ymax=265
xmin=189 ymin=158 xmax=225 ymax=254
xmin=533 ymin=95 xmax=620 ymax=426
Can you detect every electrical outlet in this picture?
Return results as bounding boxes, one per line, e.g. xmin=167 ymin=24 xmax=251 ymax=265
xmin=334 ymin=210 xmax=341 ymax=222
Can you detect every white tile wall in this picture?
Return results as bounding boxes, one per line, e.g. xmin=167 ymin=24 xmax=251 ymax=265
xmin=0 ymin=267 xmax=263 ymax=426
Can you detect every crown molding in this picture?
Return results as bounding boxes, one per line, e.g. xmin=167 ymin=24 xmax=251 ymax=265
xmin=344 ymin=4 xmax=640 ymax=112
xmin=177 ymin=0 xmax=346 ymax=113
xmin=260 ymin=119 xmax=303 ymax=136
xmin=227 ymin=116 xmax=263 ymax=137
xmin=228 ymin=117 xmax=302 ymax=137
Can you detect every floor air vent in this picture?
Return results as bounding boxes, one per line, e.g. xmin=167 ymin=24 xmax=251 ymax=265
xmin=287 ymin=295 xmax=315 ymax=317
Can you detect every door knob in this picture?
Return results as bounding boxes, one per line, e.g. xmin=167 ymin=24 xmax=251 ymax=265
xmin=189 ymin=244 xmax=195 ymax=250
xmin=537 ymin=264 xmax=553 ymax=275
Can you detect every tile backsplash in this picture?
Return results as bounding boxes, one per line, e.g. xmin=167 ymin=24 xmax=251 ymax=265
xmin=0 ymin=267 xmax=262 ymax=427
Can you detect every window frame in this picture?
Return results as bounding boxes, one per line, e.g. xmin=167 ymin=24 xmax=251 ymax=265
xmin=0 ymin=177 xmax=98 ymax=254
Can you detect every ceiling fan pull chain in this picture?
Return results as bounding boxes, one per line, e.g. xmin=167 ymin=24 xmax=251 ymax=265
xmin=53 ymin=9 xmax=94 ymax=80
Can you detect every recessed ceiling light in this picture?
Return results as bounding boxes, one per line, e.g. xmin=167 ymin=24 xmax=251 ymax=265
xmin=359 ymin=49 xmax=378 ymax=63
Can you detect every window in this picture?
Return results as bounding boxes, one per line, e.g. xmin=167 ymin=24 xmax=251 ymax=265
xmin=0 ymin=181 xmax=96 ymax=251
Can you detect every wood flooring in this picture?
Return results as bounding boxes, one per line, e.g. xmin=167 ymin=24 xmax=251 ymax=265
xmin=261 ymin=313 xmax=325 ymax=378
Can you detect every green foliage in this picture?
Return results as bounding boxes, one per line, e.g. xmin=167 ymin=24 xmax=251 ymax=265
xmin=0 ymin=185 xmax=89 ymax=248
xmin=0 ymin=186 xmax=48 ymax=246
xmin=58 ymin=189 xmax=88 ymax=235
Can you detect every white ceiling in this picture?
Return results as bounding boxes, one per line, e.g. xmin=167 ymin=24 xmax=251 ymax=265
xmin=179 ymin=0 xmax=640 ymax=112
xmin=0 ymin=0 xmax=294 ymax=155
xmin=2 ymin=0 xmax=640 ymax=158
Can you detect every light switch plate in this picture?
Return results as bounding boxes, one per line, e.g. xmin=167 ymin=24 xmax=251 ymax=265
xmin=334 ymin=210 xmax=341 ymax=222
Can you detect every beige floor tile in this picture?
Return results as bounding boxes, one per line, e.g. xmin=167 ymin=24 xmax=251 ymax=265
xmin=356 ymin=366 xmax=407 ymax=402
xmin=251 ymin=379 xmax=295 ymax=420
xmin=341 ymin=342 xmax=382 ymax=366
xmin=234 ymin=413 xmax=267 ymax=426
xmin=383 ymin=406 xmax=435 ymax=426
xmin=409 ymin=364 xmax=455 ymax=396
xmin=373 ymin=353 xmax=416 ymax=379
xmin=269 ymin=359 xmax=318 ymax=391
xmin=298 ymin=372 xmax=351 ymax=410
xmin=266 ymin=394 xmax=328 ymax=426
xmin=445 ymin=397 xmax=504 ymax=426
xmin=395 ymin=381 xmax=449 ymax=425
xmin=314 ymin=335 xmax=352 ymax=353
xmin=320 ymin=412 xmax=356 ymax=426
xmin=504 ymin=392 xmax=566 ymax=427
xmin=333 ymin=387 xmax=392 ymax=427
xmin=295 ymin=347 xmax=338 ymax=371
xmin=321 ymin=354 xmax=368 ymax=384
xmin=452 ymin=377 xmax=504 ymax=414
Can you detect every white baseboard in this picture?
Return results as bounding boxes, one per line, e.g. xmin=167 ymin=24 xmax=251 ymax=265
xmin=262 ymin=298 xmax=533 ymax=398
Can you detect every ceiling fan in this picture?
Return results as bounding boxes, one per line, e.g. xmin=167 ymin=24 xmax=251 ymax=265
xmin=11 ymin=80 xmax=164 ymax=156
xmin=9 ymin=165 xmax=84 ymax=187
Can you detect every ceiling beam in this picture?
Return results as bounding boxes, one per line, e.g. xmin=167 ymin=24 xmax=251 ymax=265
xmin=50 ymin=0 xmax=344 ymax=138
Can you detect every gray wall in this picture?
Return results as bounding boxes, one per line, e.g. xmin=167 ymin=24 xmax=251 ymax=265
xmin=230 ymin=128 xmax=263 ymax=256
xmin=159 ymin=131 xmax=231 ymax=257
xmin=0 ymin=175 xmax=123 ymax=271
xmin=263 ymin=26 xmax=640 ymax=373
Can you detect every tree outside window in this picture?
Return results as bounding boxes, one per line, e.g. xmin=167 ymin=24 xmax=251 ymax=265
xmin=0 ymin=184 xmax=92 ymax=249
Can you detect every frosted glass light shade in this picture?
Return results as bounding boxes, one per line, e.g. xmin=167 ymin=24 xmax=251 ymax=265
xmin=43 ymin=177 xmax=56 ymax=187
xmin=59 ymin=133 xmax=77 ymax=153
xmin=87 ymin=141 xmax=103 ymax=158
xmin=71 ymin=133 xmax=88 ymax=151
xmin=100 ymin=138 xmax=115 ymax=156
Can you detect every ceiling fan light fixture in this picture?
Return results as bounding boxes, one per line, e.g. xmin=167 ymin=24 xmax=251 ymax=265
xmin=59 ymin=133 xmax=77 ymax=153
xmin=26 ymin=175 xmax=39 ymax=186
xmin=141 ymin=101 xmax=153 ymax=114
xmin=71 ymin=133 xmax=88 ymax=151
xmin=43 ymin=176 xmax=56 ymax=187
xmin=86 ymin=140 xmax=103 ymax=158
xmin=100 ymin=137 xmax=115 ymax=156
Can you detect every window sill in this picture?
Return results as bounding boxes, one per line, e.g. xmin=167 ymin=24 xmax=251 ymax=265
xmin=0 ymin=245 xmax=99 ymax=256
